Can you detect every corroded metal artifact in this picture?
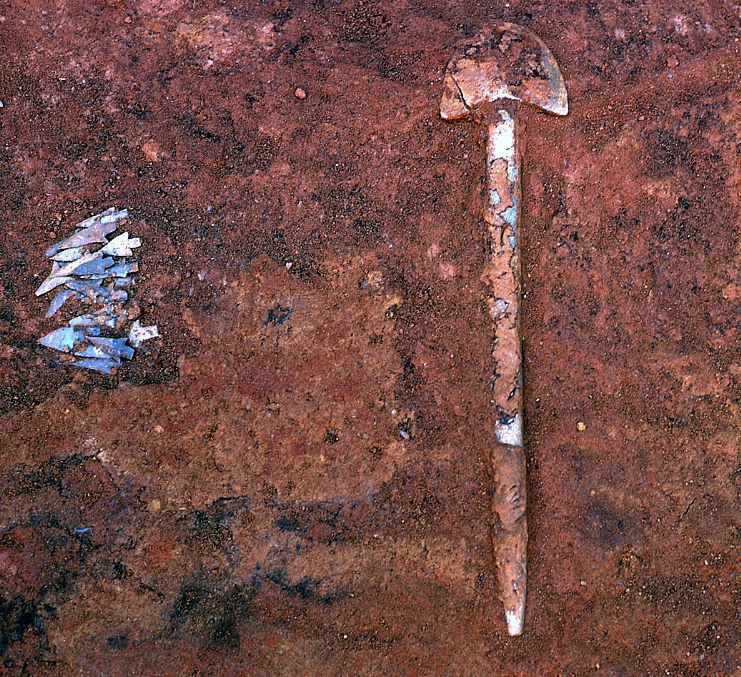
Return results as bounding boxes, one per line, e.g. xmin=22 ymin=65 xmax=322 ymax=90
xmin=440 ymin=23 xmax=568 ymax=636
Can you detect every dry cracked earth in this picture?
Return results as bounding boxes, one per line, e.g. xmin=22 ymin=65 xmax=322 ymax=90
xmin=0 ymin=0 xmax=738 ymax=674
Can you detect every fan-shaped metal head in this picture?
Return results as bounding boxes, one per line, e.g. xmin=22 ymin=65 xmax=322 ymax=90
xmin=440 ymin=23 xmax=568 ymax=120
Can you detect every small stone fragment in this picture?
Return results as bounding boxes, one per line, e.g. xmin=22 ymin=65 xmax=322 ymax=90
xmin=68 ymin=310 xmax=118 ymax=329
xmin=128 ymin=320 xmax=160 ymax=348
xmin=110 ymin=289 xmax=128 ymax=303
xmin=577 ymin=421 xmax=586 ymax=432
xmin=295 ymin=87 xmax=306 ymax=99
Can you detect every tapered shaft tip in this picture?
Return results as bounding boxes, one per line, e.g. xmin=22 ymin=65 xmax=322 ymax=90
xmin=505 ymin=601 xmax=525 ymax=636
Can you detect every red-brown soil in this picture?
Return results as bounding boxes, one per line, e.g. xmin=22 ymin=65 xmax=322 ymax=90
xmin=0 ymin=1 xmax=738 ymax=673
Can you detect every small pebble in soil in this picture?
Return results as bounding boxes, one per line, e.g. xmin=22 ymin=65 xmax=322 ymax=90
xmin=577 ymin=421 xmax=586 ymax=431
xmin=295 ymin=87 xmax=306 ymax=99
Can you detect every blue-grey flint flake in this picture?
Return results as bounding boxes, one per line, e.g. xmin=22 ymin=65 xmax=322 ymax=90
xmin=99 ymin=209 xmax=128 ymax=225
xmin=71 ymin=357 xmax=119 ymax=374
xmin=101 ymin=232 xmax=141 ymax=257
xmin=50 ymin=246 xmax=86 ymax=262
xmin=38 ymin=326 xmax=84 ymax=352
xmin=71 ymin=255 xmax=115 ymax=276
xmin=88 ymin=336 xmax=135 ymax=360
xmin=68 ymin=310 xmax=118 ymax=329
xmin=45 ymin=289 xmax=78 ymax=318
xmin=65 ymin=279 xmax=111 ymax=301
xmin=91 ymin=260 xmax=138 ymax=278
xmin=75 ymin=207 xmax=116 ymax=230
xmin=67 ymin=312 xmax=103 ymax=327
xmin=45 ymin=221 xmax=117 ymax=257
xmin=74 ymin=344 xmax=115 ymax=360
xmin=35 ymin=275 xmax=74 ymax=297
xmin=43 ymin=252 xmax=102 ymax=284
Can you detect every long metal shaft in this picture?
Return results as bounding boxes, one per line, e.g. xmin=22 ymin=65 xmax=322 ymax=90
xmin=482 ymin=108 xmax=527 ymax=636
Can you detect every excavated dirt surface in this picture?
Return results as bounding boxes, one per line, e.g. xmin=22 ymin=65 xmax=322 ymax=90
xmin=0 ymin=1 xmax=738 ymax=674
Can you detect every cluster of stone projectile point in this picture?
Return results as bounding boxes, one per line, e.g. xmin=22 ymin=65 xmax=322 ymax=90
xmin=36 ymin=208 xmax=159 ymax=374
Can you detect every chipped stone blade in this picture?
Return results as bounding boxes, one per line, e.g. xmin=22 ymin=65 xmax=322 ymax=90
xmin=75 ymin=207 xmax=117 ymax=230
xmin=100 ymin=232 xmax=141 ymax=257
xmin=99 ymin=208 xmax=128 ymax=225
xmin=38 ymin=326 xmax=84 ymax=352
xmin=71 ymin=357 xmax=119 ymax=374
xmin=87 ymin=336 xmax=135 ymax=360
xmin=86 ymin=261 xmax=138 ymax=279
xmin=45 ymin=222 xmax=116 ymax=257
xmin=35 ymin=274 xmax=74 ymax=297
xmin=68 ymin=310 xmax=118 ymax=329
xmin=72 ymin=256 xmax=115 ymax=276
xmin=45 ymin=289 xmax=78 ymax=318
xmin=74 ymin=344 xmax=117 ymax=361
xmin=50 ymin=246 xmax=86 ymax=262
xmin=47 ymin=252 xmax=103 ymax=281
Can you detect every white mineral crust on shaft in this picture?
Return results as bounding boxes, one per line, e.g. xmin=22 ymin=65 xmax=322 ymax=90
xmin=495 ymin=414 xmax=523 ymax=447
